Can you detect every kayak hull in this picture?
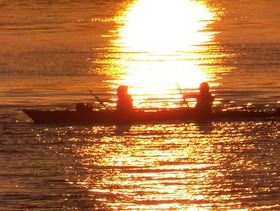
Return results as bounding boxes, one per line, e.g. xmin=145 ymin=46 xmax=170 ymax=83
xmin=23 ymin=108 xmax=280 ymax=125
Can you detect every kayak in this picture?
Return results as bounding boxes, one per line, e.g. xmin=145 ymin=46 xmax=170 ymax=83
xmin=23 ymin=104 xmax=280 ymax=125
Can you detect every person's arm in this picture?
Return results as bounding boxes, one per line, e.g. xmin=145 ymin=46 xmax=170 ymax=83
xmin=183 ymin=93 xmax=198 ymax=99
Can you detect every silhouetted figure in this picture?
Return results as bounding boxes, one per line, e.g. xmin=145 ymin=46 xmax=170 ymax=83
xmin=183 ymin=82 xmax=214 ymax=113
xmin=116 ymin=85 xmax=133 ymax=113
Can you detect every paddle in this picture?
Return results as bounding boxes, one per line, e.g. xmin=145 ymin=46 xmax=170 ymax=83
xmin=89 ymin=90 xmax=109 ymax=111
xmin=176 ymin=83 xmax=189 ymax=107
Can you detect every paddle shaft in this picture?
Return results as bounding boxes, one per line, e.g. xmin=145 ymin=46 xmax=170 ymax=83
xmin=89 ymin=90 xmax=108 ymax=110
xmin=176 ymin=84 xmax=189 ymax=107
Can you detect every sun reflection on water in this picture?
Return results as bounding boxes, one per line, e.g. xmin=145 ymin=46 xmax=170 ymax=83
xmin=45 ymin=120 xmax=280 ymax=210
xmin=105 ymin=0 xmax=218 ymax=107
xmin=63 ymin=124 xmax=224 ymax=210
xmin=117 ymin=0 xmax=214 ymax=52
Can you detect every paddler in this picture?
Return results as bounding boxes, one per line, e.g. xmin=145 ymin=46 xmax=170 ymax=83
xmin=116 ymin=85 xmax=133 ymax=114
xmin=183 ymin=82 xmax=214 ymax=113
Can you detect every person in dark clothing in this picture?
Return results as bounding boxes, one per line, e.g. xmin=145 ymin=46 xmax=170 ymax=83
xmin=183 ymin=82 xmax=214 ymax=113
xmin=116 ymin=85 xmax=133 ymax=113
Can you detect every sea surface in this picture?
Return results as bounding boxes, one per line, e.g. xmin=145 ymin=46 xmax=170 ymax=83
xmin=0 ymin=0 xmax=280 ymax=210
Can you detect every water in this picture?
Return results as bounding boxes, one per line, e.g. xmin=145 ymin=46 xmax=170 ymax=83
xmin=1 ymin=0 xmax=280 ymax=210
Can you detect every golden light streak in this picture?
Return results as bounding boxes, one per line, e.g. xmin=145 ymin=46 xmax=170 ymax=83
xmin=118 ymin=0 xmax=214 ymax=52
xmin=110 ymin=0 xmax=216 ymax=106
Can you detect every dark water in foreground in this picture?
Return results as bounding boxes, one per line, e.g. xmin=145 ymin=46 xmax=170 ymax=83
xmin=1 ymin=0 xmax=280 ymax=210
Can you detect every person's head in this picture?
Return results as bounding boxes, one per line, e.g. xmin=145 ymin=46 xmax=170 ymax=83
xmin=117 ymin=85 xmax=128 ymax=95
xmin=199 ymin=82 xmax=210 ymax=94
